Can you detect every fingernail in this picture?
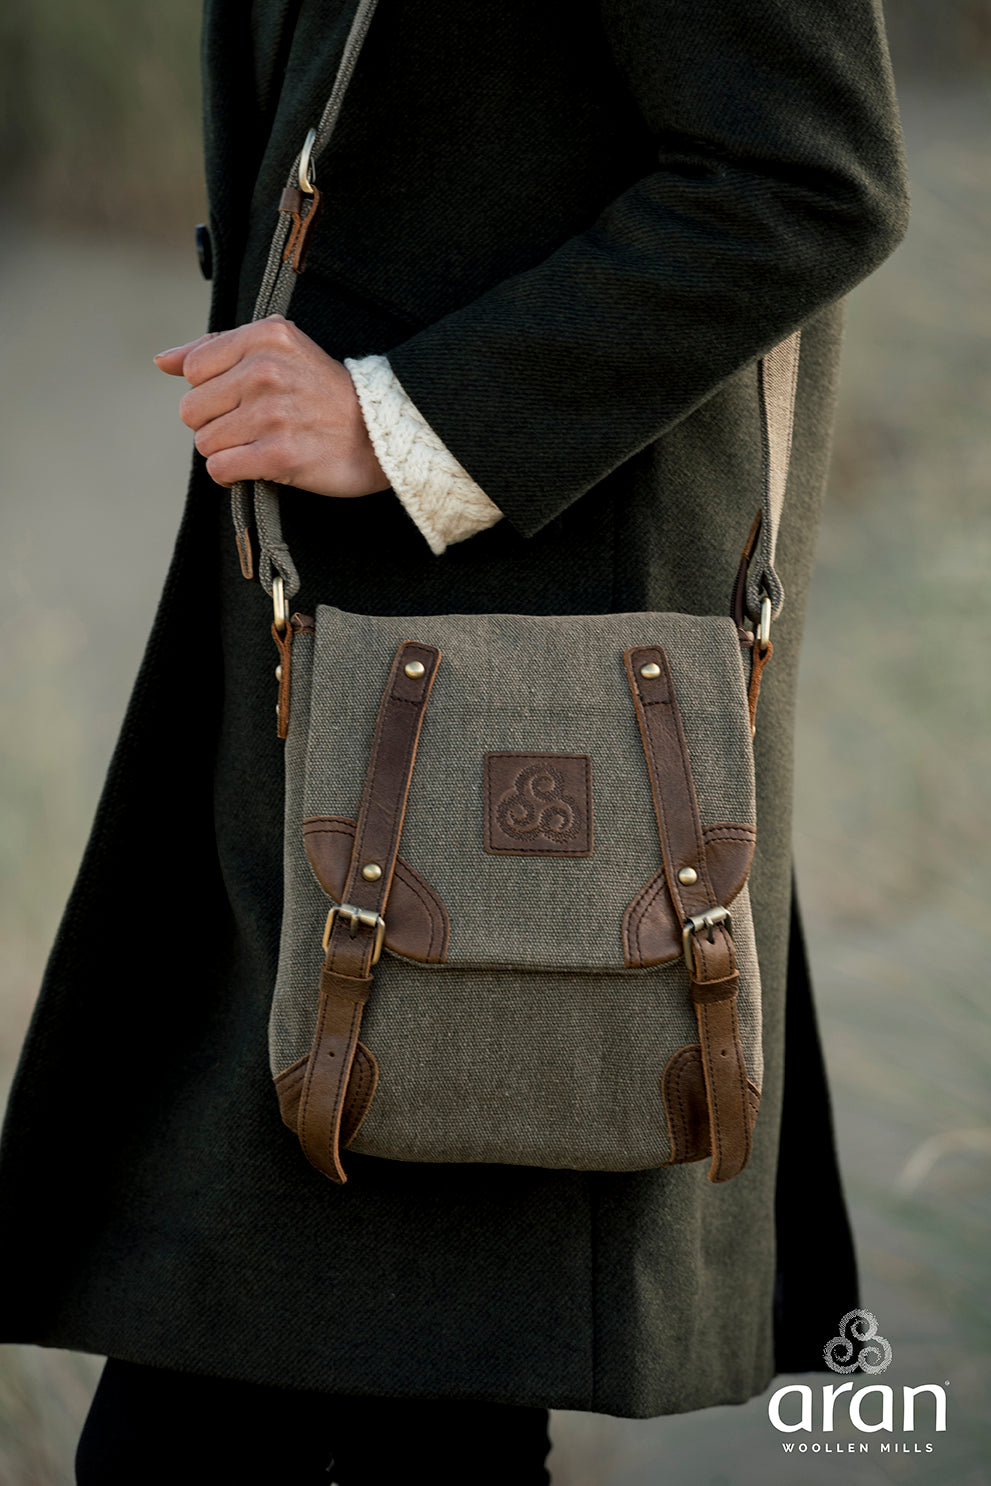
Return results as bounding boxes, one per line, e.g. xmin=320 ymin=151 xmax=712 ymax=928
xmin=153 ymin=347 xmax=180 ymax=361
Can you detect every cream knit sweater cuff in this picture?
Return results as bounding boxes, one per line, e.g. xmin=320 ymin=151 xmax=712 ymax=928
xmin=345 ymin=354 xmax=503 ymax=555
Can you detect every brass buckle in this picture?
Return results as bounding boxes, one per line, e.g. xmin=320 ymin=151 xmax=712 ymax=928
xmin=755 ymin=593 xmax=772 ymax=654
xmin=682 ymin=906 xmax=732 ymax=972
xmin=322 ymin=902 xmax=386 ymax=965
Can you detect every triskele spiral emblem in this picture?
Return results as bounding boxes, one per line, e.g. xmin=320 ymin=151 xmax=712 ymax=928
xmin=823 ymin=1310 xmax=893 ymax=1374
xmin=496 ymin=764 xmax=583 ymax=843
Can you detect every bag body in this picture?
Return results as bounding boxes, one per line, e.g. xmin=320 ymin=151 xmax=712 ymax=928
xmin=271 ymin=604 xmax=764 ymax=1174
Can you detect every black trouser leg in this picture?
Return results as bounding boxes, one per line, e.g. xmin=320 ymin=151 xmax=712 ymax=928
xmin=75 ymin=1359 xmax=336 ymax=1485
xmin=75 ymin=1358 xmax=552 ymax=1486
xmin=328 ymin=1394 xmax=552 ymax=1486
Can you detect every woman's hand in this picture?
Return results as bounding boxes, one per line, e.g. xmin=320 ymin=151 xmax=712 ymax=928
xmin=154 ymin=315 xmax=390 ymax=497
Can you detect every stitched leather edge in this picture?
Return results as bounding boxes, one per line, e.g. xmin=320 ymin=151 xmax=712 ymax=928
xmin=299 ymin=640 xmax=441 ymax=1184
xmin=303 ymin=815 xmax=450 ymax=963
xmin=662 ymin=1042 xmax=760 ymax=1165
xmin=274 ymin=1041 xmax=380 ymax=1149
xmin=621 ymin=822 xmax=756 ymax=968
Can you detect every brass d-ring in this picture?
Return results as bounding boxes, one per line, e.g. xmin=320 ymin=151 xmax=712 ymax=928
xmin=272 ymin=574 xmax=288 ymax=634
xmin=298 ymin=128 xmax=318 ymax=195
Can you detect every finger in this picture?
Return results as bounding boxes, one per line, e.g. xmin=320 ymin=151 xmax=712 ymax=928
xmin=179 ymin=365 xmax=243 ymax=432
xmin=204 ymin=441 xmax=273 ymax=489
xmin=183 ymin=316 xmax=296 ymax=389
xmin=192 ymin=405 xmax=257 ymax=459
xmin=153 ymin=332 xmax=219 ymax=377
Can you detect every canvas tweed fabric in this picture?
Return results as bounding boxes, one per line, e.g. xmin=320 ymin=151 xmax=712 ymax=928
xmin=274 ymin=606 xmax=765 ymax=1171
xmin=0 ymin=0 xmax=909 ymax=1419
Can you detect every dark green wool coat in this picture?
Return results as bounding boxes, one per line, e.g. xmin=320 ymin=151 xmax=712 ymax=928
xmin=0 ymin=0 xmax=908 ymax=1417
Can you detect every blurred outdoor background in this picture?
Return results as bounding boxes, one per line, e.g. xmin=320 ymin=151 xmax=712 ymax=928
xmin=0 ymin=1 xmax=988 ymax=1481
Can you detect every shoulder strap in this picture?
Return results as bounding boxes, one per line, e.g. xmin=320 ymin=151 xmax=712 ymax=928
xmin=229 ymin=0 xmax=383 ymax=606
xmin=749 ymin=331 xmax=801 ymax=621
xmin=229 ymin=0 xmax=798 ymax=625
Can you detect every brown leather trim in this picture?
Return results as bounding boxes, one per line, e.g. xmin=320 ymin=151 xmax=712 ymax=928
xmin=662 ymin=1043 xmax=760 ymax=1165
xmin=747 ymin=636 xmax=773 ymax=735
xmin=731 ymin=509 xmax=763 ymax=638
xmin=622 ymin=822 xmax=755 ymax=968
xmin=328 ymin=642 xmax=442 ymax=948
xmin=272 ymin=620 xmax=293 ymax=740
xmin=275 ymin=1042 xmax=379 ymax=1149
xmin=297 ymin=970 xmax=372 ymax=1181
xmin=730 ymin=512 xmax=774 ymax=733
xmin=275 ymin=1056 xmax=306 ymax=1128
xmin=298 ymin=640 xmax=441 ymax=1184
xmin=280 ymin=199 xmax=302 ymax=269
xmin=303 ymin=816 xmax=449 ymax=963
xmin=270 ymin=611 xmax=314 ymax=741
xmin=282 ymin=185 xmax=323 ymax=273
xmin=234 ymin=526 xmax=254 ymax=581
xmin=624 ymin=645 xmax=753 ymax=1182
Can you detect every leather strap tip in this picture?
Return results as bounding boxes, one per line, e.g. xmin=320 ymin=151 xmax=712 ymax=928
xmin=707 ymin=1151 xmax=750 ymax=1184
xmin=303 ymin=1148 xmax=348 ymax=1185
xmin=234 ymin=529 xmax=255 ymax=581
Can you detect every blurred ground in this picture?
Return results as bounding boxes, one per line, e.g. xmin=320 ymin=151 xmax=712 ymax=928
xmin=0 ymin=83 xmax=988 ymax=1485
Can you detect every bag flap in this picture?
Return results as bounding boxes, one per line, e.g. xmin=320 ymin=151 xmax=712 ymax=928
xmin=302 ymin=606 xmax=755 ymax=972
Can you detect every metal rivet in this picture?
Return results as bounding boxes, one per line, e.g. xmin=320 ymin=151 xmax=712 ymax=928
xmin=640 ymin=662 xmax=661 ymax=679
xmin=361 ymin=862 xmax=383 ymax=882
xmin=404 ymin=659 xmax=425 ymax=679
xmin=678 ymin=866 xmax=698 ymax=886
xmin=275 ymin=703 xmax=281 ymax=717
xmin=275 ymin=664 xmax=283 ymax=682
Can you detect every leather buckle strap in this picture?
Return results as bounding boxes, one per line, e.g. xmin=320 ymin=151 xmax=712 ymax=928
xmin=296 ymin=639 xmax=442 ymax=1184
xmin=624 ymin=645 xmax=753 ymax=1183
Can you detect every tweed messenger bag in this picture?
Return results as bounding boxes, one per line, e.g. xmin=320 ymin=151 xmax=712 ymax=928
xmin=229 ymin=0 xmax=801 ymax=1186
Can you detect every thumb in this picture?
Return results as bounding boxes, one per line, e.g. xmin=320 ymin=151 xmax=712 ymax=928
xmin=153 ymin=331 xmax=219 ymax=376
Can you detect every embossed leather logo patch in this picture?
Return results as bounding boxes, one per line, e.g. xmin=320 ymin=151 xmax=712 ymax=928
xmin=484 ymin=753 xmax=593 ymax=857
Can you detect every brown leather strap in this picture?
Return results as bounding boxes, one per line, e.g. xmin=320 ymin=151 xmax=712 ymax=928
xmin=745 ymin=636 xmax=772 ymax=736
xmin=731 ymin=510 xmax=763 ymax=641
xmin=278 ymin=184 xmax=324 ymax=273
xmin=296 ymin=639 xmax=442 ymax=1182
xmin=624 ymin=646 xmax=753 ymax=1182
xmin=731 ymin=510 xmax=773 ymax=734
xmin=271 ymin=619 xmax=293 ymax=739
xmin=297 ymin=967 xmax=374 ymax=1182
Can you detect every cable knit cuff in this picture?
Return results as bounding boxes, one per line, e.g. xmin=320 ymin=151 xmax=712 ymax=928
xmin=345 ymin=354 xmax=504 ymax=555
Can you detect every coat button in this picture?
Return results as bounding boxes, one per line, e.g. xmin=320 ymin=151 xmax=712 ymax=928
xmin=195 ymin=223 xmax=213 ymax=281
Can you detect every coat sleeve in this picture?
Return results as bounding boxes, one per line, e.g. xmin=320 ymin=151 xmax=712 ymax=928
xmin=385 ymin=0 xmax=909 ymax=540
